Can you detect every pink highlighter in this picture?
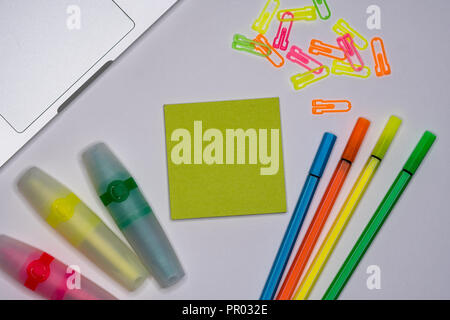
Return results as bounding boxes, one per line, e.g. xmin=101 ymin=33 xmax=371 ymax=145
xmin=0 ymin=235 xmax=116 ymax=300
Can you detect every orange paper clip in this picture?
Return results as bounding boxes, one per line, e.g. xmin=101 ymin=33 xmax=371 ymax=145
xmin=309 ymin=39 xmax=346 ymax=61
xmin=312 ymin=100 xmax=352 ymax=115
xmin=254 ymin=34 xmax=285 ymax=68
xmin=371 ymin=37 xmax=391 ymax=77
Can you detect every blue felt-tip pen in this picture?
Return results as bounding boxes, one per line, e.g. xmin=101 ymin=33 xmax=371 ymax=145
xmin=260 ymin=132 xmax=336 ymax=300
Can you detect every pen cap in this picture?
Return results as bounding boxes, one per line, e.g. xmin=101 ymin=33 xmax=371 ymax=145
xmin=82 ymin=143 xmax=128 ymax=193
xmin=371 ymin=116 xmax=402 ymax=160
xmin=18 ymin=167 xmax=97 ymax=243
xmin=403 ymin=131 xmax=436 ymax=175
xmin=17 ymin=167 xmax=71 ymax=222
xmin=0 ymin=235 xmax=116 ymax=300
xmin=17 ymin=167 xmax=148 ymax=291
xmin=0 ymin=234 xmax=36 ymax=280
xmin=82 ymin=143 xmax=185 ymax=288
xmin=309 ymin=132 xmax=337 ymax=177
xmin=341 ymin=117 xmax=371 ymax=162
xmin=82 ymin=143 xmax=151 ymax=229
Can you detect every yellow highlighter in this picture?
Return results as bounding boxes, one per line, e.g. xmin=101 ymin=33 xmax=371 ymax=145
xmin=294 ymin=116 xmax=402 ymax=300
xmin=18 ymin=167 xmax=148 ymax=291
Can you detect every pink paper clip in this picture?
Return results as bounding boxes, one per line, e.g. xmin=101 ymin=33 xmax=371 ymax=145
xmin=273 ymin=12 xmax=293 ymax=51
xmin=286 ymin=45 xmax=323 ymax=74
xmin=337 ymin=34 xmax=364 ymax=72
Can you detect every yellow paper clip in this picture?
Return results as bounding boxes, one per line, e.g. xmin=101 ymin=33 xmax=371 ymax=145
xmin=252 ymin=0 xmax=280 ymax=34
xmin=254 ymin=34 xmax=285 ymax=68
xmin=331 ymin=60 xmax=371 ymax=78
xmin=277 ymin=6 xmax=317 ymax=22
xmin=332 ymin=18 xmax=368 ymax=50
xmin=232 ymin=34 xmax=271 ymax=58
xmin=312 ymin=99 xmax=352 ymax=115
xmin=291 ymin=65 xmax=330 ymax=91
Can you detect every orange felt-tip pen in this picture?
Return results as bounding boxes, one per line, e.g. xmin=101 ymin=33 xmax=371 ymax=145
xmin=276 ymin=117 xmax=370 ymax=300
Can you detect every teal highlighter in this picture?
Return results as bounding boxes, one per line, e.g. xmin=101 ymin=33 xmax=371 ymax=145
xmin=82 ymin=143 xmax=184 ymax=288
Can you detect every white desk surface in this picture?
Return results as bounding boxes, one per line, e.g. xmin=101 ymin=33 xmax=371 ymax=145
xmin=0 ymin=0 xmax=449 ymax=299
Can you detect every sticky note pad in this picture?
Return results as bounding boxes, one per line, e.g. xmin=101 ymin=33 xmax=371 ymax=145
xmin=164 ymin=98 xmax=287 ymax=219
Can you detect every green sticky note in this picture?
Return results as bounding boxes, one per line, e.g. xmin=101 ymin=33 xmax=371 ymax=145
xmin=164 ymin=98 xmax=287 ymax=219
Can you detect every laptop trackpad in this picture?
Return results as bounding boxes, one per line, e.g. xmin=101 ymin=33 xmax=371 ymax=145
xmin=0 ymin=0 xmax=134 ymax=132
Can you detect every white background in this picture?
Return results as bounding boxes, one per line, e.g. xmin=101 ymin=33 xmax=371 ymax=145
xmin=0 ymin=0 xmax=449 ymax=299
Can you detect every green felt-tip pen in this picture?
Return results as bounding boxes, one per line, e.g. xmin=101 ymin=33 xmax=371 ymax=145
xmin=323 ymin=131 xmax=436 ymax=300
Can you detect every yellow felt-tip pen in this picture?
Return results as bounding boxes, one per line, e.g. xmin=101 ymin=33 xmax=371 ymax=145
xmin=294 ymin=115 xmax=402 ymax=300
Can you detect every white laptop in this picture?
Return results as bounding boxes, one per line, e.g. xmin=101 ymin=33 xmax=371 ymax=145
xmin=0 ymin=0 xmax=178 ymax=167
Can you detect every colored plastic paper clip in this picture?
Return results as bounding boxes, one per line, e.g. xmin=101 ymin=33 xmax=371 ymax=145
xmin=0 ymin=235 xmax=116 ymax=300
xmin=83 ymin=143 xmax=185 ymax=288
xmin=291 ymin=65 xmax=330 ymax=91
xmin=312 ymin=0 xmax=331 ymax=20
xmin=324 ymin=131 xmax=436 ymax=300
xmin=312 ymin=100 xmax=352 ymax=115
xmin=287 ymin=46 xmax=323 ymax=74
xmin=18 ymin=167 xmax=148 ymax=291
xmin=294 ymin=116 xmax=402 ymax=300
xmin=332 ymin=19 xmax=368 ymax=50
xmin=252 ymin=0 xmax=280 ymax=34
xmin=254 ymin=34 xmax=285 ymax=68
xmin=337 ymin=34 xmax=364 ymax=72
xmin=277 ymin=118 xmax=370 ymax=300
xmin=277 ymin=7 xmax=317 ymax=21
xmin=309 ymin=39 xmax=345 ymax=60
xmin=371 ymin=37 xmax=391 ymax=77
xmin=331 ymin=60 xmax=370 ymax=78
xmin=232 ymin=34 xmax=271 ymax=58
xmin=260 ymin=133 xmax=336 ymax=300
xmin=273 ymin=12 xmax=293 ymax=51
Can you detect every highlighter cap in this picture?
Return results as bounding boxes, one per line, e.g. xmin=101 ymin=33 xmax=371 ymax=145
xmin=309 ymin=132 xmax=337 ymax=177
xmin=82 ymin=142 xmax=151 ymax=230
xmin=341 ymin=117 xmax=371 ymax=162
xmin=0 ymin=234 xmax=36 ymax=279
xmin=82 ymin=142 xmax=129 ymax=194
xmin=403 ymin=131 xmax=436 ymax=175
xmin=82 ymin=142 xmax=147 ymax=230
xmin=371 ymin=116 xmax=402 ymax=160
xmin=17 ymin=167 xmax=71 ymax=221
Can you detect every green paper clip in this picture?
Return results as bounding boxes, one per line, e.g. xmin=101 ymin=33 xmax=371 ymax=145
xmin=252 ymin=0 xmax=280 ymax=34
xmin=312 ymin=0 xmax=331 ymax=20
xmin=277 ymin=6 xmax=317 ymax=21
xmin=331 ymin=60 xmax=371 ymax=78
xmin=291 ymin=65 xmax=330 ymax=90
xmin=232 ymin=34 xmax=272 ymax=57
xmin=332 ymin=18 xmax=368 ymax=50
